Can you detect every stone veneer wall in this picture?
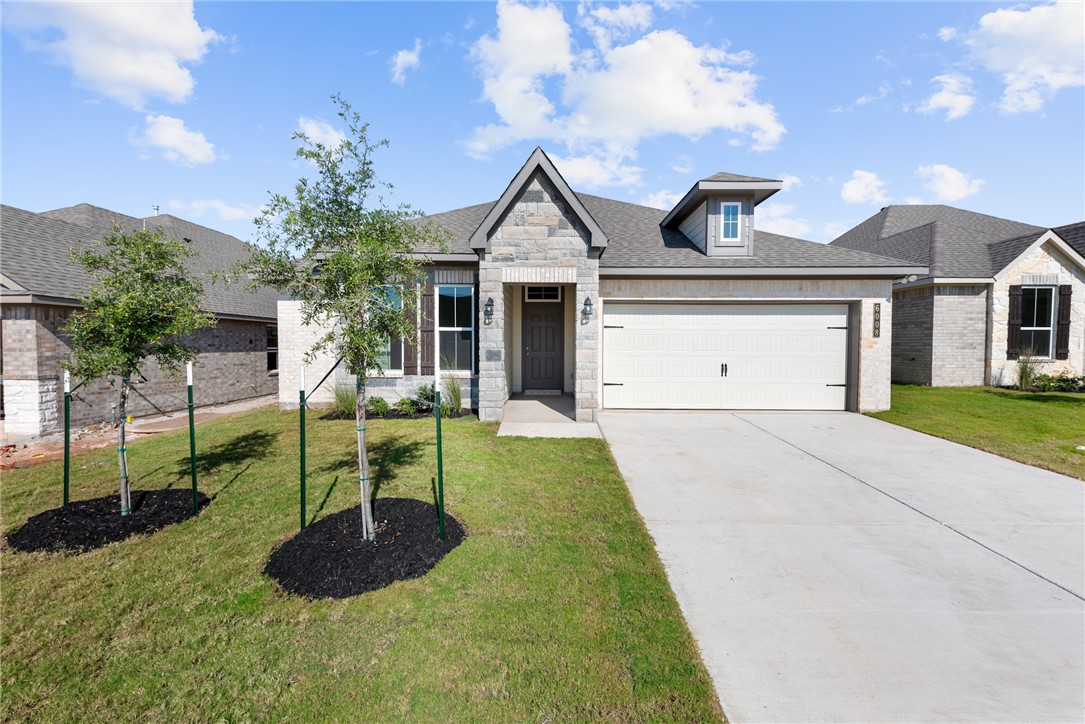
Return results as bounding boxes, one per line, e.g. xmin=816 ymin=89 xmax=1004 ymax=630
xmin=477 ymin=171 xmax=600 ymax=422
xmin=2 ymin=303 xmax=276 ymax=437
xmin=989 ymin=242 xmax=1085 ymax=386
xmin=598 ymin=278 xmax=894 ymax=412
xmin=931 ymin=285 xmax=988 ymax=386
xmin=890 ymin=287 xmax=934 ymax=385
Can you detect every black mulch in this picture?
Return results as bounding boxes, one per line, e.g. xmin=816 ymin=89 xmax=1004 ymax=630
xmin=6 ymin=489 xmax=209 ymax=554
xmin=265 ymin=497 xmax=466 ymax=599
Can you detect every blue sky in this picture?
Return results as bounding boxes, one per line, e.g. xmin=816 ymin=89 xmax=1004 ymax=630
xmin=3 ymin=1 xmax=1083 ymax=245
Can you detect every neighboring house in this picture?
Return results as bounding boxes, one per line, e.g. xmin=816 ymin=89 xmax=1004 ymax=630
xmin=1 ymin=203 xmax=279 ymax=437
xmin=279 ymin=148 xmax=924 ymax=422
xmin=830 ymin=206 xmax=1085 ymax=387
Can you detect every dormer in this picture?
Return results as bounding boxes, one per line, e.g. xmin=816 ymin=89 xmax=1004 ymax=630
xmin=660 ymin=172 xmax=782 ymax=257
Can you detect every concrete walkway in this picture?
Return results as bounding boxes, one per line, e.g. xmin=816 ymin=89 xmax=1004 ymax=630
xmin=497 ymin=394 xmax=601 ymax=438
xmin=598 ymin=411 xmax=1084 ymax=723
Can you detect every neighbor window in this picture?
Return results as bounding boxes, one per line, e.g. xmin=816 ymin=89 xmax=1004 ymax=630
xmin=437 ymin=285 xmax=474 ymax=372
xmin=1021 ymin=287 xmax=1055 ymax=358
xmin=266 ymin=325 xmax=278 ymax=373
xmin=720 ymin=202 xmax=741 ymax=244
xmin=375 ymin=286 xmax=404 ymax=373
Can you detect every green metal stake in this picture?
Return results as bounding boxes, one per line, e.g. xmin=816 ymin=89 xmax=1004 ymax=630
xmin=435 ymin=390 xmax=445 ymax=540
xmin=63 ymin=371 xmax=71 ymax=506
xmin=186 ymin=362 xmax=198 ymax=515
xmin=299 ymin=365 xmax=307 ymax=532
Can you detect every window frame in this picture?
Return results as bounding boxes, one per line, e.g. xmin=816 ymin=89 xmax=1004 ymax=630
xmin=373 ymin=286 xmax=405 ymax=376
xmin=717 ymin=201 xmax=742 ymax=247
xmin=524 ymin=285 xmax=562 ymax=303
xmin=435 ymin=284 xmax=475 ymax=377
xmin=1020 ymin=285 xmax=1056 ymax=359
xmin=266 ymin=324 xmax=278 ymax=375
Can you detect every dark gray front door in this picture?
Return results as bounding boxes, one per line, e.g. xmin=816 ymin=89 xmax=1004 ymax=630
xmin=522 ymin=302 xmax=563 ymax=390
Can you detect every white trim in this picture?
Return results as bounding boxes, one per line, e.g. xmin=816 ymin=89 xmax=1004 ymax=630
xmin=599 ymin=266 xmax=927 ymax=278
xmin=1019 ymin=285 xmax=1057 ymax=359
xmin=894 ymin=276 xmax=993 ymax=290
xmin=716 ymin=201 xmax=743 ymax=247
xmin=435 ymin=283 xmax=475 ymax=373
xmin=993 ymin=230 xmax=1085 ymax=281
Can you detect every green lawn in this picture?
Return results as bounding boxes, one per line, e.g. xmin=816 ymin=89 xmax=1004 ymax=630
xmin=1 ymin=408 xmax=722 ymax=722
xmin=870 ymin=385 xmax=1085 ymax=480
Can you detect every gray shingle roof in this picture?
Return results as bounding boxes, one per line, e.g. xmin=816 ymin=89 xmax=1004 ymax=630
xmin=829 ymin=205 xmax=1045 ymax=277
xmin=1053 ymin=221 xmax=1085 ymax=259
xmin=1 ymin=204 xmax=277 ymax=321
xmin=421 ymin=194 xmax=922 ymax=270
xmin=702 ymin=172 xmax=781 ymax=183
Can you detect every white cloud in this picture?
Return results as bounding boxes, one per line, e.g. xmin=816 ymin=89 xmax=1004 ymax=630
xmin=965 ymin=2 xmax=1084 ymax=113
xmin=841 ymin=170 xmax=889 ymax=205
xmin=917 ymin=73 xmax=977 ymax=120
xmin=670 ymin=154 xmax=693 ymax=175
xmin=640 ymin=189 xmax=684 ymax=210
xmin=820 ymin=221 xmax=850 ymax=242
xmin=937 ymin=27 xmax=958 ymax=42
xmin=780 ymin=173 xmax=802 ymax=191
xmin=132 ymin=114 xmax=216 ymax=166
xmin=756 ymin=203 xmax=812 ymax=239
xmin=467 ymin=1 xmax=784 ymax=188
xmin=5 ymin=2 xmax=220 ymax=109
xmin=391 ymin=38 xmax=422 ymax=85
xmin=915 ymin=163 xmax=984 ymax=201
xmin=168 ymin=198 xmax=261 ymax=222
xmin=548 ymin=152 xmax=644 ymax=188
xmin=297 ymin=116 xmax=346 ymax=149
xmin=578 ymin=2 xmax=654 ymax=51
xmin=855 ymin=82 xmax=892 ymax=106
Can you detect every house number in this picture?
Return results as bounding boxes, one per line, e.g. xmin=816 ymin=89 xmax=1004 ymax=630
xmin=873 ymin=303 xmax=881 ymax=338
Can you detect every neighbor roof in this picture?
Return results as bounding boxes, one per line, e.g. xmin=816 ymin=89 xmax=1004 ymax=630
xmin=422 ymin=193 xmax=924 ymax=273
xmin=1 ymin=203 xmax=277 ymax=321
xmin=829 ymin=205 xmax=1047 ymax=278
xmin=1053 ymin=221 xmax=1085 ymax=259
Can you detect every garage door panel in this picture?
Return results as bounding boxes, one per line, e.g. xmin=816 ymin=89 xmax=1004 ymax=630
xmin=603 ymin=303 xmax=848 ymax=411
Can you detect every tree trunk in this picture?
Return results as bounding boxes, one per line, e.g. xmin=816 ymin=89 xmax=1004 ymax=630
xmin=117 ymin=378 xmax=132 ymax=516
xmin=355 ymin=378 xmax=375 ymax=540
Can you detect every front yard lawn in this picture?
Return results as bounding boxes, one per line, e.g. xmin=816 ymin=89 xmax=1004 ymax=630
xmin=870 ymin=385 xmax=1085 ymax=480
xmin=1 ymin=408 xmax=723 ymax=721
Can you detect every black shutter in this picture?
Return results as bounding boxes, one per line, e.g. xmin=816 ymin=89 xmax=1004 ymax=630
xmin=420 ymin=281 xmax=435 ymax=375
xmin=1055 ymin=284 xmax=1072 ymax=361
xmin=403 ymin=283 xmax=419 ymax=375
xmin=474 ymin=282 xmax=481 ymax=375
xmin=1007 ymin=285 xmax=1023 ymax=360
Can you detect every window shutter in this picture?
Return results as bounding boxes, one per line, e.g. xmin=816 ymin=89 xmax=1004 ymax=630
xmin=420 ymin=281 xmax=435 ymax=375
xmin=1006 ymin=285 xmax=1023 ymax=360
xmin=474 ymin=282 xmax=481 ymax=375
xmin=403 ymin=284 xmax=419 ymax=376
xmin=1055 ymin=284 xmax=1072 ymax=361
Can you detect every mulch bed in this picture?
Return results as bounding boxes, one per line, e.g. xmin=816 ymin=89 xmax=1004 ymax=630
xmin=6 ymin=489 xmax=209 ymax=554
xmin=265 ymin=497 xmax=466 ymax=599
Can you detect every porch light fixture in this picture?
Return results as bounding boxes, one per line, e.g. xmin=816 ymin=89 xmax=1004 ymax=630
xmin=582 ymin=296 xmax=593 ymax=319
xmin=484 ymin=297 xmax=495 ymax=324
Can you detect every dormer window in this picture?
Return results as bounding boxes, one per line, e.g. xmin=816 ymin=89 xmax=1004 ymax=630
xmin=720 ymin=202 xmax=741 ymax=245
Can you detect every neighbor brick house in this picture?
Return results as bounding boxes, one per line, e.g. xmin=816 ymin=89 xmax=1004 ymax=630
xmin=1 ymin=203 xmax=279 ymax=437
xmin=831 ymin=207 xmax=1085 ymax=387
xmin=279 ymin=148 xmax=925 ymax=422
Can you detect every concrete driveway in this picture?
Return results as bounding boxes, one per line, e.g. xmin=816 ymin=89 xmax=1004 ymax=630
xmin=598 ymin=411 xmax=1084 ymax=723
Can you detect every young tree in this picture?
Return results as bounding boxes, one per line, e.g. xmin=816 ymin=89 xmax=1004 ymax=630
xmin=239 ymin=95 xmax=446 ymax=540
xmin=64 ymin=227 xmax=215 ymax=515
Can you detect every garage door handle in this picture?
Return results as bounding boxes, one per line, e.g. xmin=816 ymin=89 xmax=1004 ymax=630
xmin=603 ymin=382 xmax=623 ymax=386
xmin=826 ymin=384 xmax=847 ymax=387
xmin=721 ymin=363 xmax=728 ymax=377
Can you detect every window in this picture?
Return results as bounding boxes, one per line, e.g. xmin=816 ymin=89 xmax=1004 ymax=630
xmin=719 ymin=202 xmax=741 ymax=245
xmin=525 ymin=286 xmax=561 ymax=302
xmin=375 ymin=286 xmax=404 ymax=373
xmin=266 ymin=325 xmax=278 ymax=373
xmin=1021 ymin=287 xmax=1055 ymax=358
xmin=437 ymin=285 xmax=473 ymax=372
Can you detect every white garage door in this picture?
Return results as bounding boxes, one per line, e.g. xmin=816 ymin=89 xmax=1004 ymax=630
xmin=602 ymin=303 xmax=849 ymax=410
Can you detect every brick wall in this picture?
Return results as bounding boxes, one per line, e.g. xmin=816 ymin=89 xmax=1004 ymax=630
xmin=891 ymin=287 xmax=934 ymax=385
xmin=931 ymin=286 xmax=987 ymax=386
xmin=2 ymin=303 xmax=277 ymax=436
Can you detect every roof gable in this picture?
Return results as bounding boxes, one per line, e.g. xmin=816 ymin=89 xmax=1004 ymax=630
xmin=469 ymin=147 xmax=607 ymax=249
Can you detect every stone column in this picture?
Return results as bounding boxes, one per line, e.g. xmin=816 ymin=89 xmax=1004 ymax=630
xmin=477 ymin=264 xmax=508 ymax=422
xmin=574 ymin=270 xmax=600 ymax=422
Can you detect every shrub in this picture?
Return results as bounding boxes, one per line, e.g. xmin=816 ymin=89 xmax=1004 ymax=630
xmin=1015 ymin=350 xmax=1042 ymax=392
xmin=394 ymin=397 xmax=418 ymax=416
xmin=367 ymin=395 xmax=390 ymax=417
xmin=439 ymin=402 xmax=452 ymax=419
xmin=1032 ymin=373 xmax=1085 ymax=393
xmin=415 ymin=382 xmax=436 ymax=405
xmin=442 ymin=375 xmax=463 ymax=413
xmin=331 ymin=383 xmax=357 ymax=419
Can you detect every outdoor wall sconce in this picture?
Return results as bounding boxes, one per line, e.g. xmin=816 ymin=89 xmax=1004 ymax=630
xmin=582 ymin=296 xmax=593 ymax=319
xmin=484 ymin=297 xmax=494 ymax=324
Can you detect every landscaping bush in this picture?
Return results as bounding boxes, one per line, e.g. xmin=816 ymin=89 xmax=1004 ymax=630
xmin=394 ymin=397 xmax=418 ymax=416
xmin=1032 ymin=373 xmax=1085 ymax=393
xmin=415 ymin=382 xmax=436 ymax=406
xmin=329 ymin=383 xmax=358 ymax=419
xmin=1015 ymin=350 xmax=1042 ymax=392
xmin=366 ymin=395 xmax=390 ymax=417
xmin=442 ymin=375 xmax=463 ymax=413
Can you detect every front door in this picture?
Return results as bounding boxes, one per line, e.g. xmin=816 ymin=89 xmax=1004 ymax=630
xmin=522 ymin=302 xmax=563 ymax=390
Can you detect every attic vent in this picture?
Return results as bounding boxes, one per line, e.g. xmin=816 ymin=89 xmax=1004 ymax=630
xmin=1021 ymin=274 xmax=1059 ymax=285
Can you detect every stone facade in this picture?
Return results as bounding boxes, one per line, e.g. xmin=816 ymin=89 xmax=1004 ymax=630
xmin=989 ymin=241 xmax=1085 ymax=386
xmin=2 ymin=303 xmax=277 ymax=438
xmin=598 ymin=277 xmax=894 ymax=412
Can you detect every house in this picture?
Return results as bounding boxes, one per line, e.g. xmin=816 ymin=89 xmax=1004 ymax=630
xmin=830 ymin=206 xmax=1085 ymax=387
xmin=279 ymin=147 xmax=925 ymax=422
xmin=1 ymin=203 xmax=279 ymax=437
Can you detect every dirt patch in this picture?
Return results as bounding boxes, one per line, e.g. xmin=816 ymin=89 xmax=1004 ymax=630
xmin=265 ymin=497 xmax=466 ymax=599
xmin=6 ymin=489 xmax=209 ymax=554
